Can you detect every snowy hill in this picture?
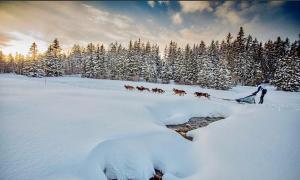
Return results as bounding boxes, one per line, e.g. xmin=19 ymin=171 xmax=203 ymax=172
xmin=0 ymin=74 xmax=299 ymax=180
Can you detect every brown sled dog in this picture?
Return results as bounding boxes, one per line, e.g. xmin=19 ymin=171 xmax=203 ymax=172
xmin=194 ymin=92 xmax=210 ymax=98
xmin=124 ymin=85 xmax=135 ymax=90
xmin=173 ymin=88 xmax=186 ymax=96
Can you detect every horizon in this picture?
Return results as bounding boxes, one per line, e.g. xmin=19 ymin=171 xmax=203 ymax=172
xmin=0 ymin=1 xmax=300 ymax=55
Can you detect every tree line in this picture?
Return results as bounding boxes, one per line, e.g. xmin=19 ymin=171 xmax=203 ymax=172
xmin=0 ymin=27 xmax=299 ymax=91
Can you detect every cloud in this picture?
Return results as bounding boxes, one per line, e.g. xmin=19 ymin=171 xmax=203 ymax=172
xmin=0 ymin=2 xmax=162 ymax=54
xmin=0 ymin=1 xmax=298 ymax=55
xmin=178 ymin=25 xmax=228 ymax=45
xmin=172 ymin=1 xmax=213 ymax=25
xmin=214 ymin=2 xmax=244 ymax=25
xmin=0 ymin=33 xmax=17 ymax=47
xmin=172 ymin=13 xmax=183 ymax=25
xmin=179 ymin=1 xmax=213 ymax=13
xmin=239 ymin=1 xmax=251 ymax=10
xmin=0 ymin=1 xmax=199 ymax=55
xmin=269 ymin=1 xmax=285 ymax=7
xmin=158 ymin=1 xmax=169 ymax=6
xmin=147 ymin=1 xmax=155 ymax=8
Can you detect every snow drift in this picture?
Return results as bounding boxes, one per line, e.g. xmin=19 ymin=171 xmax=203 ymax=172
xmin=0 ymin=74 xmax=299 ymax=180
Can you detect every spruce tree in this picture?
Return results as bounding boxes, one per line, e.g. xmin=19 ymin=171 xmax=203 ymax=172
xmin=247 ymin=39 xmax=263 ymax=85
xmin=7 ymin=54 xmax=15 ymax=73
xmin=160 ymin=61 xmax=171 ymax=83
xmin=183 ymin=44 xmax=197 ymax=84
xmin=82 ymin=43 xmax=95 ymax=78
xmin=173 ymin=47 xmax=185 ymax=83
xmin=67 ymin=44 xmax=82 ymax=75
xmin=0 ymin=50 xmax=6 ymax=73
xmin=262 ymin=40 xmax=277 ymax=80
xmin=23 ymin=42 xmax=42 ymax=76
xmin=115 ymin=44 xmax=126 ymax=80
xmin=125 ymin=40 xmax=139 ymax=81
xmin=274 ymin=41 xmax=300 ymax=91
xmin=233 ymin=27 xmax=247 ymax=85
xmin=43 ymin=39 xmax=63 ymax=77
xmin=92 ymin=44 xmax=107 ymax=79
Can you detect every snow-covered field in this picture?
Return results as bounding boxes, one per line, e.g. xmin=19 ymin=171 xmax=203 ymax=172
xmin=0 ymin=74 xmax=299 ymax=180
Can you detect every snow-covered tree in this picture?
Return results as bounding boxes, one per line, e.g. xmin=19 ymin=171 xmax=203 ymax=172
xmin=139 ymin=41 xmax=149 ymax=81
xmin=3 ymin=27 xmax=298 ymax=91
xmin=215 ymin=40 xmax=233 ymax=89
xmin=183 ymin=44 xmax=197 ymax=84
xmin=7 ymin=54 xmax=15 ymax=73
xmin=197 ymin=52 xmax=213 ymax=87
xmin=125 ymin=40 xmax=139 ymax=81
xmin=0 ymin=50 xmax=6 ymax=73
xmin=173 ymin=47 xmax=185 ymax=83
xmin=82 ymin=43 xmax=95 ymax=78
xmin=160 ymin=61 xmax=171 ymax=83
xmin=15 ymin=53 xmax=25 ymax=75
xmin=106 ymin=42 xmax=120 ymax=79
xmin=65 ymin=44 xmax=82 ymax=75
xmin=274 ymin=41 xmax=300 ymax=91
xmin=232 ymin=27 xmax=247 ymax=85
xmin=23 ymin=42 xmax=43 ymax=76
xmin=93 ymin=44 xmax=107 ymax=79
xmin=43 ymin=39 xmax=63 ymax=77
xmin=262 ymin=40 xmax=277 ymax=81
xmin=114 ymin=44 xmax=126 ymax=80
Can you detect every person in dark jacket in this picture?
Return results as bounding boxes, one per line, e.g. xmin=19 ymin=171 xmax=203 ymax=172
xmin=252 ymin=86 xmax=262 ymax=96
xmin=259 ymin=88 xmax=267 ymax=104
xmin=236 ymin=86 xmax=261 ymax=104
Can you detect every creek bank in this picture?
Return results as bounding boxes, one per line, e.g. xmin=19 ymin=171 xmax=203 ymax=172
xmin=166 ymin=116 xmax=225 ymax=141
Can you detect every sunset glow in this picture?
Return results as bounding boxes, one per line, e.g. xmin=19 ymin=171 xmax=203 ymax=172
xmin=0 ymin=1 xmax=299 ymax=54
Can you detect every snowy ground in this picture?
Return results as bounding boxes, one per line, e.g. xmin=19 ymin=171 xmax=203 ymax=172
xmin=0 ymin=74 xmax=299 ymax=180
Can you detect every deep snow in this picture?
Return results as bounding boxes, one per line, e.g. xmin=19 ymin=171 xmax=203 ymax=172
xmin=0 ymin=74 xmax=299 ymax=180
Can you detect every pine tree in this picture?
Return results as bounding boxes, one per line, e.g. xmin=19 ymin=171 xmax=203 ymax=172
xmin=160 ymin=61 xmax=171 ymax=83
xmin=66 ymin=44 xmax=82 ymax=75
xmin=125 ymin=40 xmax=139 ymax=81
xmin=183 ymin=44 xmax=197 ymax=84
xmin=262 ymin=40 xmax=277 ymax=81
xmin=153 ymin=45 xmax=162 ymax=80
xmin=5 ymin=54 xmax=16 ymax=73
xmin=93 ymin=44 xmax=107 ymax=79
xmin=43 ymin=39 xmax=63 ymax=77
xmin=82 ymin=43 xmax=95 ymax=78
xmin=15 ymin=53 xmax=25 ymax=75
xmin=0 ymin=50 xmax=6 ymax=73
xmin=212 ymin=61 xmax=232 ymax=90
xmin=246 ymin=39 xmax=263 ymax=85
xmin=216 ymin=40 xmax=233 ymax=89
xmin=225 ymin=33 xmax=234 ymax=71
xmin=106 ymin=42 xmax=118 ymax=79
xmin=133 ymin=39 xmax=142 ymax=80
xmin=232 ymin=27 xmax=247 ymax=85
xmin=197 ymin=52 xmax=212 ymax=88
xmin=274 ymin=41 xmax=300 ymax=91
xmin=23 ymin=42 xmax=42 ymax=76
xmin=173 ymin=47 xmax=185 ymax=83
xmin=115 ymin=44 xmax=126 ymax=80
xmin=140 ymin=41 xmax=150 ymax=81
xmin=196 ymin=42 xmax=209 ymax=87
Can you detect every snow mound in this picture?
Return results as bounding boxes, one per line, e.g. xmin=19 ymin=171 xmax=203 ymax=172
xmin=147 ymin=98 xmax=231 ymax=125
xmin=189 ymin=106 xmax=300 ymax=180
xmin=83 ymin=132 xmax=199 ymax=180
xmin=1 ymin=75 xmax=300 ymax=180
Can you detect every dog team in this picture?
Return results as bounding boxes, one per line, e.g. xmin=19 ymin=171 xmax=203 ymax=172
xmin=124 ymin=85 xmax=210 ymax=98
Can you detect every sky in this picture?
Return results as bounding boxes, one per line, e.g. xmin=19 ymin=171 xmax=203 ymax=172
xmin=0 ymin=1 xmax=299 ymax=55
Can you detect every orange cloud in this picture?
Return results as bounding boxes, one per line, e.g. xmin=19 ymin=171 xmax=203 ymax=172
xmin=179 ymin=1 xmax=213 ymax=13
xmin=0 ymin=32 xmax=19 ymax=47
